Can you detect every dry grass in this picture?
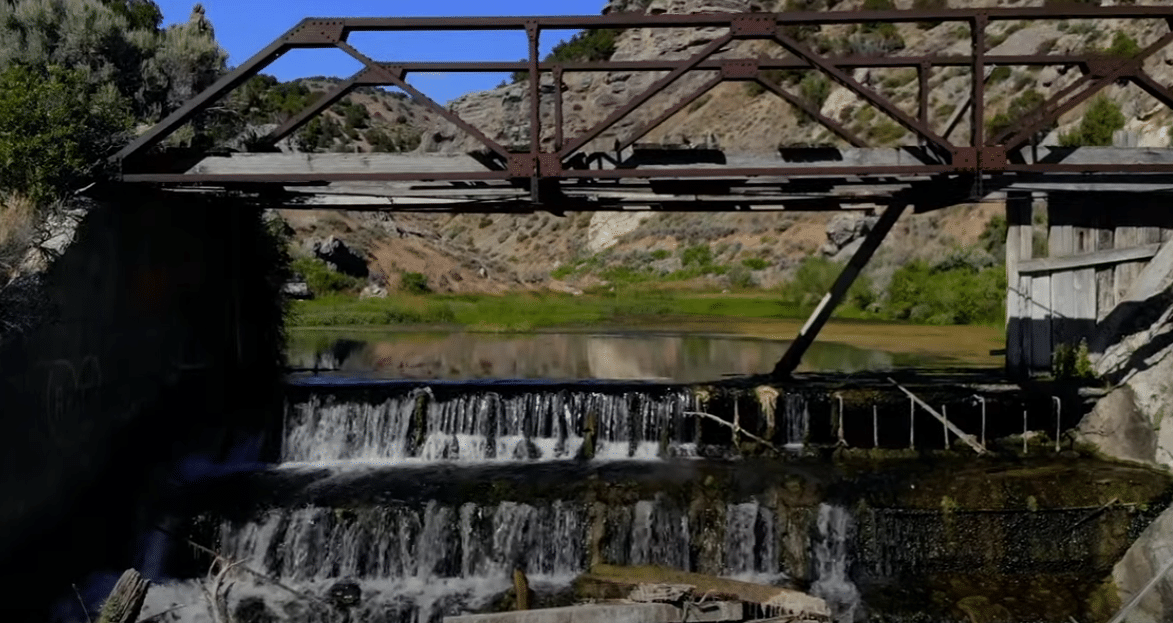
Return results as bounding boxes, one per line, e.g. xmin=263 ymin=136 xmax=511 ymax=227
xmin=0 ymin=193 xmax=37 ymax=279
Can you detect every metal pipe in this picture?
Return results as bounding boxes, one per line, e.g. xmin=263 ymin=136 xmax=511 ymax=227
xmin=836 ymin=394 xmax=846 ymax=446
xmin=873 ymin=404 xmax=879 ymax=448
xmin=1023 ymin=408 xmax=1028 ymax=454
xmin=909 ymin=397 xmax=915 ymax=450
xmin=943 ymin=404 xmax=949 ymax=449
xmin=1054 ymin=396 xmax=1062 ymax=453
xmin=974 ymin=395 xmax=987 ymax=447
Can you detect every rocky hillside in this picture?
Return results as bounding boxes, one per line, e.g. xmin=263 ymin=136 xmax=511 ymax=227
xmin=278 ymin=0 xmax=1173 ymax=296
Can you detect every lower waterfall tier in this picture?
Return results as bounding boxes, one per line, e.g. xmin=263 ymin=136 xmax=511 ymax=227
xmin=143 ymin=457 xmax=1173 ymax=623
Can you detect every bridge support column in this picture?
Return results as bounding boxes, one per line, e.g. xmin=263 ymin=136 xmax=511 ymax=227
xmin=772 ymin=201 xmax=907 ymax=378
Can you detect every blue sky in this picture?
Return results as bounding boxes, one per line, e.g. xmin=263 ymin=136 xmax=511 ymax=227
xmin=156 ymin=0 xmax=608 ymax=103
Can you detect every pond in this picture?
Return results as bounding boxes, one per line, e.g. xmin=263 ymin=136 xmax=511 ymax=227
xmin=287 ymin=318 xmax=1003 ymax=382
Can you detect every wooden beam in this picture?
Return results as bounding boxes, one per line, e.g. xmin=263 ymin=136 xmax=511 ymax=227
xmin=772 ymin=202 xmax=907 ymax=377
xmin=1018 ymin=243 xmax=1162 ymax=275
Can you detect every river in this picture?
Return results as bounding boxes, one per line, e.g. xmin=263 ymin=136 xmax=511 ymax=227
xmin=287 ymin=318 xmax=1004 ymax=382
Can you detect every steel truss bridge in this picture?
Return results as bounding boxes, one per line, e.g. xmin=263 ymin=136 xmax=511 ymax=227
xmin=99 ymin=5 xmax=1173 ymax=376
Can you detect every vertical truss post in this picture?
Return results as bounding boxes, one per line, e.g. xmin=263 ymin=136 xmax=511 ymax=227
xmin=772 ymin=202 xmax=908 ymax=377
xmin=971 ymin=15 xmax=987 ymax=149
xmin=553 ymin=65 xmax=565 ymax=151
xmin=526 ymin=21 xmax=542 ymax=203
xmin=918 ymin=62 xmax=930 ymax=143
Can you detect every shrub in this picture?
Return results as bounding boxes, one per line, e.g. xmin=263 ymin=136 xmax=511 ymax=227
xmin=728 ymin=266 xmax=755 ymax=289
xmin=292 ymin=257 xmax=362 ymax=296
xmin=781 ymin=256 xmax=872 ymax=311
xmin=1104 ymin=31 xmax=1140 ymax=59
xmin=681 ymin=244 xmax=715 ymax=268
xmin=1058 ymin=96 xmax=1125 ymax=147
xmin=884 ymin=259 xmax=1006 ymax=325
xmin=651 ymin=249 xmax=671 ymax=260
xmin=399 ymin=271 xmax=431 ymax=294
xmin=742 ymin=257 xmax=770 ymax=270
xmin=0 ymin=64 xmax=132 ymax=204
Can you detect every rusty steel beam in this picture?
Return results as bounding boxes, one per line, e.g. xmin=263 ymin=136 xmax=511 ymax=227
xmin=380 ymin=55 xmax=1094 ymax=74
xmin=756 ymin=76 xmax=867 ymax=148
xmin=617 ymin=74 xmax=723 ymax=152
xmin=261 ymin=76 xmax=358 ymax=147
xmin=971 ymin=16 xmax=986 ymax=149
xmin=998 ymin=31 xmax=1173 ymax=151
xmin=336 ymin=42 xmax=512 ymax=158
xmin=326 ymin=8 xmax=1173 ymax=32
xmin=772 ymin=31 xmax=953 ymax=154
xmin=1130 ymin=71 xmax=1173 ymax=112
xmin=553 ymin=66 xmax=565 ymax=150
xmin=558 ymin=33 xmax=734 ymax=158
xmin=113 ymin=35 xmax=294 ymax=165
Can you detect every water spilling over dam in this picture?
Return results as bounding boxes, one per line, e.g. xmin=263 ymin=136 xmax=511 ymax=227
xmin=104 ymin=377 xmax=1172 ymax=623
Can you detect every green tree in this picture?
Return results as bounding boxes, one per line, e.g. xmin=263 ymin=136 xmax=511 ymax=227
xmin=0 ymin=1 xmax=227 ymax=124
xmin=0 ymin=64 xmax=132 ymax=203
xmin=1059 ymin=96 xmax=1125 ymax=147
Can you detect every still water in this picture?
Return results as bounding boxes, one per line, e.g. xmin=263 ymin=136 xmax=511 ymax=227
xmin=288 ymin=321 xmax=1000 ymax=382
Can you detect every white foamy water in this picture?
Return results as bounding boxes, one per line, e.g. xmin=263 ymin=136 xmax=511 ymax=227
xmin=281 ymin=388 xmax=700 ymax=464
xmin=810 ymin=503 xmax=861 ymax=623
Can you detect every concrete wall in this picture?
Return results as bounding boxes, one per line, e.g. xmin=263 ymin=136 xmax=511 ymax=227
xmin=0 ymin=194 xmax=285 ymax=619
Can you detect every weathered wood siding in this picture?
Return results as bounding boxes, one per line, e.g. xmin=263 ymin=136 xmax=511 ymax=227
xmin=1006 ymin=192 xmax=1173 ymax=375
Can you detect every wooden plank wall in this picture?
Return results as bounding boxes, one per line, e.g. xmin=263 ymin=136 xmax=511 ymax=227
xmin=1005 ymin=192 xmax=1173 ymax=375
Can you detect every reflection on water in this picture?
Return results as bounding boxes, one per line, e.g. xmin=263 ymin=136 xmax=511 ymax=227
xmin=288 ymin=329 xmax=945 ymax=382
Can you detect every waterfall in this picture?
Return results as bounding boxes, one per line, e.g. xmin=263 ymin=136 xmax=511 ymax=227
xmin=282 ymin=388 xmax=696 ymax=465
xmin=810 ymin=504 xmax=861 ymax=623
xmin=725 ymin=501 xmax=781 ymax=582
xmin=282 ymin=394 xmax=416 ymax=464
xmin=783 ymin=393 xmax=809 ymax=449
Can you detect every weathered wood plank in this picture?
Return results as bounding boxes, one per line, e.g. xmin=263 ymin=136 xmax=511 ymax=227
xmin=1005 ymin=192 xmax=1032 ymax=374
xmin=1049 ymin=216 xmax=1076 ymax=348
xmin=1030 ymin=273 xmax=1052 ymax=371
xmin=1115 ymin=227 xmax=1142 ymax=302
xmin=1018 ymin=243 xmax=1162 ymax=274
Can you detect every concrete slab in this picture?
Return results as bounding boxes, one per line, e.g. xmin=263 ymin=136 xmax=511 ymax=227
xmin=443 ymin=602 xmax=744 ymax=623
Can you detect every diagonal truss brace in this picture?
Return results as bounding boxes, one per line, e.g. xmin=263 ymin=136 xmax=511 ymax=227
xmin=996 ymin=30 xmax=1173 ymax=151
xmin=336 ymin=41 xmax=511 ymax=159
xmin=773 ymin=30 xmax=954 ymax=155
xmin=558 ymin=32 xmax=734 ymax=158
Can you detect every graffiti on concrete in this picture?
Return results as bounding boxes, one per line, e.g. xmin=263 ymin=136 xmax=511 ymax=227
xmin=42 ymin=355 xmax=102 ymax=445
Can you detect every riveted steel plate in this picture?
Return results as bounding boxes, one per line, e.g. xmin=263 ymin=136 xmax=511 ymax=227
xmin=721 ymin=60 xmax=759 ymax=80
xmin=731 ymin=15 xmax=777 ymax=38
xmin=287 ymin=20 xmax=346 ymax=45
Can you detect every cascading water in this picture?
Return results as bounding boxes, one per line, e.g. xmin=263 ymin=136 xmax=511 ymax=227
xmin=135 ymin=385 xmax=800 ymax=623
xmin=281 ymin=388 xmax=698 ymax=465
xmin=810 ymin=504 xmax=861 ymax=623
xmin=783 ymin=393 xmax=809 ymax=450
xmin=725 ymin=501 xmax=781 ymax=583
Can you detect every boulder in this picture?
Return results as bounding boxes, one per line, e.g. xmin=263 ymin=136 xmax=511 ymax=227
xmin=360 ymin=284 xmax=388 ymax=299
xmin=283 ymin=281 xmax=312 ymax=300
xmin=309 ymin=236 xmax=369 ymax=278
xmin=328 ymin=579 xmax=363 ymax=610
xmin=824 ymin=214 xmax=877 ymax=251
